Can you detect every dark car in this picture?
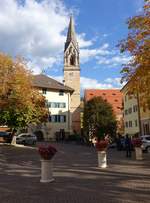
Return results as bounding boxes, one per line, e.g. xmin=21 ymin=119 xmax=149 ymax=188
xmin=0 ymin=131 xmax=12 ymax=143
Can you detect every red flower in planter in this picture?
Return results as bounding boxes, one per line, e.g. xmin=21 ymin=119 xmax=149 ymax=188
xmin=38 ymin=144 xmax=57 ymax=160
xmin=132 ymin=138 xmax=142 ymax=148
xmin=96 ymin=140 xmax=108 ymax=151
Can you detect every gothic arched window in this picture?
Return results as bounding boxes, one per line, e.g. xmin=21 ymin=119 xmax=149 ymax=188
xmin=70 ymin=55 xmax=75 ymax=66
xmin=69 ymin=47 xmax=73 ymax=54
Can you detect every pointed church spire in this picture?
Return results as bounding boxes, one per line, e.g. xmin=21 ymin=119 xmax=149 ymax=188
xmin=65 ymin=16 xmax=78 ymax=51
xmin=66 ymin=15 xmax=77 ymax=43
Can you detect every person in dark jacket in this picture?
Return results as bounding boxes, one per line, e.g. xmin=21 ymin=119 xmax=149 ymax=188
xmin=125 ymin=134 xmax=132 ymax=157
xmin=116 ymin=133 xmax=122 ymax=151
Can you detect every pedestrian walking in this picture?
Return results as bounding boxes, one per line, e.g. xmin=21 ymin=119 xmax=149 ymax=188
xmin=125 ymin=134 xmax=132 ymax=157
xmin=116 ymin=133 xmax=122 ymax=151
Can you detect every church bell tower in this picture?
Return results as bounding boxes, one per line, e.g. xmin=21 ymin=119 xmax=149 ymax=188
xmin=64 ymin=16 xmax=80 ymax=133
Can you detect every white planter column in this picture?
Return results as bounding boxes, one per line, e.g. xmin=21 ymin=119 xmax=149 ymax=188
xmin=40 ymin=159 xmax=54 ymax=183
xmin=135 ymin=147 xmax=143 ymax=160
xmin=98 ymin=151 xmax=107 ymax=168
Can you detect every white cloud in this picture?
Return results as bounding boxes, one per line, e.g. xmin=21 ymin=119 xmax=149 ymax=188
xmin=80 ymin=77 xmax=125 ymax=95
xmin=80 ymin=43 xmax=111 ymax=63
xmin=0 ymin=0 xmax=132 ymax=73
xmin=80 ymin=41 xmax=131 ymax=67
xmin=50 ymin=75 xmax=120 ymax=90
xmin=0 ymin=0 xmax=92 ymax=73
xmin=104 ymin=77 xmax=126 ymax=88
xmin=105 ymin=77 xmax=121 ymax=85
xmin=97 ymin=54 xmax=131 ymax=67
xmin=28 ymin=56 xmax=59 ymax=74
xmin=102 ymin=34 xmax=109 ymax=38
xmin=80 ymin=76 xmax=113 ymax=89
xmin=77 ymin=33 xmax=93 ymax=48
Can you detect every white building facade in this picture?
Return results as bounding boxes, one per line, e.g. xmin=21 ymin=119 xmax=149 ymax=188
xmin=32 ymin=74 xmax=74 ymax=140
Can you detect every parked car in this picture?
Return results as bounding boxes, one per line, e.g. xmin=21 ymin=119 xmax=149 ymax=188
xmin=16 ymin=133 xmax=37 ymax=145
xmin=141 ymin=135 xmax=150 ymax=153
xmin=0 ymin=131 xmax=9 ymax=137
xmin=0 ymin=131 xmax=11 ymax=143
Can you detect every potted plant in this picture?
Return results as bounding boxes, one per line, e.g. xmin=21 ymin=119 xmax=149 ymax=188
xmin=132 ymin=138 xmax=143 ymax=160
xmin=96 ymin=140 xmax=109 ymax=168
xmin=38 ymin=144 xmax=57 ymax=183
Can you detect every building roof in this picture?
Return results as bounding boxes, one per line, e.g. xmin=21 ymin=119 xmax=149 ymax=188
xmin=32 ymin=74 xmax=74 ymax=92
xmin=84 ymin=89 xmax=123 ymax=115
xmin=120 ymin=81 xmax=129 ymax=92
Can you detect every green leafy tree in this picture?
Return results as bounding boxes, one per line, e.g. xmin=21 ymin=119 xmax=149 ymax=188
xmin=0 ymin=53 xmax=48 ymax=131
xmin=119 ymin=0 xmax=150 ymax=108
xmin=83 ymin=96 xmax=117 ymax=141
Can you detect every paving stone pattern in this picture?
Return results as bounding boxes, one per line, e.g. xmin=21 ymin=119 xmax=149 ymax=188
xmin=0 ymin=143 xmax=150 ymax=203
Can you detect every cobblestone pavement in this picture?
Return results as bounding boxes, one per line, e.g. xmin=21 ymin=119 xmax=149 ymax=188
xmin=0 ymin=143 xmax=150 ymax=203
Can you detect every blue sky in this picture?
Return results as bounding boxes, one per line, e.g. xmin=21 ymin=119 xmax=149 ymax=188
xmin=62 ymin=0 xmax=144 ymax=89
xmin=0 ymin=0 xmax=144 ymax=91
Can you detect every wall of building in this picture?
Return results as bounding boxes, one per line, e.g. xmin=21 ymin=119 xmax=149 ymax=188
xmin=32 ymin=88 xmax=72 ymax=140
xmin=141 ymin=108 xmax=150 ymax=135
xmin=122 ymin=90 xmax=140 ymax=136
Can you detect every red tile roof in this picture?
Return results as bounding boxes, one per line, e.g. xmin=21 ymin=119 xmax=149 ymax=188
xmin=84 ymin=89 xmax=123 ymax=116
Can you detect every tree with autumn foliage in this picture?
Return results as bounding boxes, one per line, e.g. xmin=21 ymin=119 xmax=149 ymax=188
xmin=0 ymin=53 xmax=48 ymax=131
xmin=119 ymin=0 xmax=150 ymax=108
xmin=83 ymin=97 xmax=117 ymax=141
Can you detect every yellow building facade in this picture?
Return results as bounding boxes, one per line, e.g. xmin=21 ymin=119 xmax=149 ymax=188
xmin=121 ymin=85 xmax=140 ymax=136
xmin=141 ymin=107 xmax=150 ymax=135
xmin=121 ymin=83 xmax=150 ymax=136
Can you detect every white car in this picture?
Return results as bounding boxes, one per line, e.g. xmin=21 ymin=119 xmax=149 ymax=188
xmin=16 ymin=133 xmax=37 ymax=145
xmin=141 ymin=135 xmax=150 ymax=153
